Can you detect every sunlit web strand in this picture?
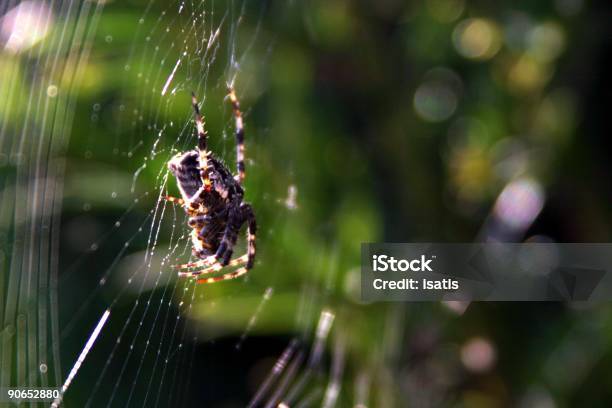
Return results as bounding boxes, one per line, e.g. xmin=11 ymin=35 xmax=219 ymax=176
xmin=124 ymin=273 xmax=192 ymax=407
xmin=51 ymin=309 xmax=110 ymax=408
xmin=148 ymin=281 xmax=199 ymax=407
xmin=124 ymin=202 xmax=188 ymax=407
xmin=104 ymin=184 xmax=173 ymax=406
xmin=157 ymin=281 xmax=199 ymax=407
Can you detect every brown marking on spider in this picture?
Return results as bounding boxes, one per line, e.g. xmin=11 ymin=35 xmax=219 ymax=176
xmin=165 ymin=87 xmax=256 ymax=284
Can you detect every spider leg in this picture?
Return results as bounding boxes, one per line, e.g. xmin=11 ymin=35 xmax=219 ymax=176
xmin=188 ymin=214 xmax=211 ymax=228
xmin=163 ymin=195 xmax=185 ymax=206
xmin=191 ymin=92 xmax=212 ymax=192
xmin=163 ymin=194 xmax=206 ymax=216
xmin=227 ymin=87 xmax=246 ymax=184
xmin=179 ymin=254 xmax=248 ymax=278
xmin=241 ymin=203 xmax=257 ymax=269
xmin=172 ymin=254 xmax=217 ymax=271
xmin=214 ymin=207 xmax=243 ymax=266
xmin=196 ymin=266 xmax=250 ymax=284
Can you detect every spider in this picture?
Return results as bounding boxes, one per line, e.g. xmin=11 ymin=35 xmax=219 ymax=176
xmin=164 ymin=87 xmax=256 ymax=284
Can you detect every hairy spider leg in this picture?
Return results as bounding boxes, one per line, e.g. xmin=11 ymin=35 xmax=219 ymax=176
xmin=242 ymin=203 xmax=257 ymax=269
xmin=163 ymin=195 xmax=204 ymax=214
xmin=163 ymin=195 xmax=185 ymax=206
xmin=177 ymin=254 xmax=249 ymax=278
xmin=188 ymin=214 xmax=210 ymax=228
xmin=172 ymin=254 xmax=217 ymax=271
xmin=191 ymin=92 xmax=212 ymax=192
xmin=196 ymin=266 xmax=250 ymax=284
xmin=228 ymin=87 xmax=246 ymax=184
xmin=214 ymin=208 xmax=243 ymax=265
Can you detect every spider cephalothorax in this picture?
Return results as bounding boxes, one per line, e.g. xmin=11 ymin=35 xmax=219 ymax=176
xmin=165 ymin=88 xmax=256 ymax=284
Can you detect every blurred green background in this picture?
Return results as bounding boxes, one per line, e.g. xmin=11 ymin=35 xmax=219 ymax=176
xmin=2 ymin=0 xmax=612 ymax=406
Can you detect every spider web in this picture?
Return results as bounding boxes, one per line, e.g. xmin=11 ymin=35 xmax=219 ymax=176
xmin=0 ymin=0 xmax=580 ymax=407
xmin=0 ymin=0 xmax=337 ymax=407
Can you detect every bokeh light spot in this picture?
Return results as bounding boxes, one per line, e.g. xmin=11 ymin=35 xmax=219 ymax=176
xmin=453 ymin=18 xmax=501 ymax=60
xmin=414 ymin=68 xmax=462 ymax=123
xmin=528 ymin=22 xmax=565 ymax=62
xmin=461 ymin=337 xmax=496 ymax=373
xmin=507 ymin=55 xmax=552 ymax=93
xmin=494 ymin=178 xmax=544 ymax=230
xmin=47 ymin=85 xmax=58 ymax=98
xmin=1 ymin=1 xmax=53 ymax=53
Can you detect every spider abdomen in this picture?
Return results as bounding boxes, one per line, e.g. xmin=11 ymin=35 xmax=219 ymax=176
xmin=168 ymin=150 xmax=203 ymax=200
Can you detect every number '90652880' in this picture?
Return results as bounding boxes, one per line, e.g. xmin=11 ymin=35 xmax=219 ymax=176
xmin=5 ymin=388 xmax=60 ymax=401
